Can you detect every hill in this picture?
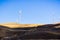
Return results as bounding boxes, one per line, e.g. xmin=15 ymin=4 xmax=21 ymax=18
xmin=0 ymin=22 xmax=43 ymax=28
xmin=0 ymin=23 xmax=60 ymax=39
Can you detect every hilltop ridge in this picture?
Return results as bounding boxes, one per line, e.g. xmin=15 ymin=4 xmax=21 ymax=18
xmin=0 ymin=22 xmax=43 ymax=28
xmin=0 ymin=22 xmax=60 ymax=28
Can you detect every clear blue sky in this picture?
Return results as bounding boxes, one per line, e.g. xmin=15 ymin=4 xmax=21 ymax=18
xmin=0 ymin=0 xmax=60 ymax=24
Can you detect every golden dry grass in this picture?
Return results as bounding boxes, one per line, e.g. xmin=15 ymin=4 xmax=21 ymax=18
xmin=0 ymin=22 xmax=43 ymax=28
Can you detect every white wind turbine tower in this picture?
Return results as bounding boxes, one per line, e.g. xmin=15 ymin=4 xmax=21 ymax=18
xmin=17 ymin=10 xmax=22 ymax=23
xmin=52 ymin=12 xmax=55 ymax=23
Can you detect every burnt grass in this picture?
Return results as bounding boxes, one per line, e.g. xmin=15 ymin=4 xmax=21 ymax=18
xmin=0 ymin=24 xmax=60 ymax=40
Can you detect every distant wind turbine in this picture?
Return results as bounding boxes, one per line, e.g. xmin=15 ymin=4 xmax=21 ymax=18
xmin=17 ymin=10 xmax=22 ymax=23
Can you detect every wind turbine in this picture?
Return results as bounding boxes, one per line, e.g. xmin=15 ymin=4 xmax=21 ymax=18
xmin=52 ymin=12 xmax=55 ymax=23
xmin=17 ymin=10 xmax=22 ymax=23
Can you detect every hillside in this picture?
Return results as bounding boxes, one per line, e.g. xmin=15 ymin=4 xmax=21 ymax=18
xmin=0 ymin=23 xmax=43 ymax=28
xmin=0 ymin=23 xmax=60 ymax=40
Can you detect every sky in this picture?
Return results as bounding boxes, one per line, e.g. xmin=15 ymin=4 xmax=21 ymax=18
xmin=0 ymin=0 xmax=60 ymax=24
